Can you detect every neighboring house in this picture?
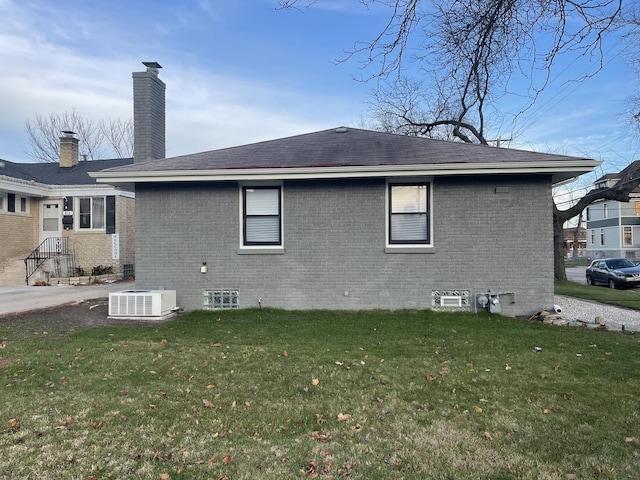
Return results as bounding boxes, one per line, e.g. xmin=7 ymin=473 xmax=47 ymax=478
xmin=563 ymin=226 xmax=587 ymax=258
xmin=0 ymin=144 xmax=135 ymax=284
xmin=0 ymin=62 xmax=164 ymax=285
xmin=586 ymin=160 xmax=640 ymax=260
xmin=94 ymin=127 xmax=598 ymax=317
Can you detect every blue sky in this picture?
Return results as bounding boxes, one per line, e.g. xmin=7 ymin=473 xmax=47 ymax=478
xmin=0 ymin=0 xmax=637 ymax=179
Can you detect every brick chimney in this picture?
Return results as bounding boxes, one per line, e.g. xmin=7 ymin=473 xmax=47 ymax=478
xmin=59 ymin=131 xmax=79 ymax=168
xmin=133 ymin=61 xmax=166 ymax=163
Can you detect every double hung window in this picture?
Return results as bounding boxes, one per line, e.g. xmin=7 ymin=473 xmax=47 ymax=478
xmin=388 ymin=183 xmax=430 ymax=244
xmin=242 ymin=186 xmax=281 ymax=246
xmin=78 ymin=197 xmax=105 ymax=230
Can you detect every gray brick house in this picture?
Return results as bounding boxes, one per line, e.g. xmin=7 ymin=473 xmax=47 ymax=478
xmin=94 ymin=126 xmax=598 ymax=317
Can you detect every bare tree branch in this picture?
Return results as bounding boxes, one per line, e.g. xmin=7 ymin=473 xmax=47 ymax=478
xmin=24 ymin=109 xmax=133 ymax=163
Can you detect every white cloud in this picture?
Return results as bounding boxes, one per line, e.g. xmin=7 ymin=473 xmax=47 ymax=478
xmin=0 ymin=0 xmax=365 ymax=161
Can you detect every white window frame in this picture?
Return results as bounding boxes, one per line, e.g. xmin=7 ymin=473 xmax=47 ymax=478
xmin=385 ymin=178 xmax=434 ymax=253
xmin=3 ymin=193 xmax=29 ymax=214
xmin=77 ymin=196 xmax=106 ymax=231
xmin=590 ymin=229 xmax=595 ymax=245
xmin=603 ymin=203 xmax=608 ymax=219
xmin=238 ymin=183 xmax=284 ymax=254
xmin=600 ymin=228 xmax=605 ymax=246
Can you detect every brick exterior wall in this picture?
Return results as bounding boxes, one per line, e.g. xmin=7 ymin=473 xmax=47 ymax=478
xmin=133 ymin=68 xmax=165 ymax=163
xmin=118 ymin=195 xmax=136 ymax=268
xmin=0 ymin=199 xmax=37 ymax=265
xmin=63 ymin=231 xmax=117 ymax=274
xmin=134 ymin=175 xmax=554 ymax=317
xmin=58 ymin=195 xmax=134 ymax=275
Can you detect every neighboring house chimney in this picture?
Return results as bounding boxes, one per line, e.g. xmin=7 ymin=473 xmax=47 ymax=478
xmin=133 ymin=61 xmax=166 ymax=163
xmin=59 ymin=131 xmax=79 ymax=168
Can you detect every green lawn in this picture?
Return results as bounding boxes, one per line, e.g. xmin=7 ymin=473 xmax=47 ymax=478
xmin=556 ymin=280 xmax=640 ymax=310
xmin=1 ymin=309 xmax=639 ymax=479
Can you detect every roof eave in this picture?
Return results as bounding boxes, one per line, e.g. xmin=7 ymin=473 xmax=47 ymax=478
xmin=90 ymin=160 xmax=601 ymax=185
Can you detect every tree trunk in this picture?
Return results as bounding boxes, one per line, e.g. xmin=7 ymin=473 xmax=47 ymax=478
xmin=554 ymin=210 xmax=567 ymax=281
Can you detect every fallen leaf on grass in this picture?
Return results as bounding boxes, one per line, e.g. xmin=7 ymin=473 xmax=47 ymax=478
xmin=474 ymin=406 xmax=483 ymax=413
xmin=65 ymin=417 xmax=73 ymax=426
xmin=9 ymin=418 xmax=18 ymax=429
xmin=337 ymin=413 xmax=351 ymax=422
xmin=426 ymin=374 xmax=436 ymax=381
xmin=625 ymin=437 xmax=634 ymax=443
xmin=334 ymin=361 xmax=343 ymax=366
xmin=205 ymin=384 xmax=215 ymax=390
xmin=283 ymin=350 xmax=288 ymax=357
xmin=222 ymin=455 xmax=233 ymax=465
xmin=311 ymin=378 xmax=319 ymax=386
xmin=543 ymin=408 xmax=551 ymax=414
xmin=160 ymin=339 xmax=167 ymax=345
xmin=202 ymin=399 xmax=214 ymax=409
xmin=208 ymin=457 xmax=216 ymax=464
xmin=483 ymin=431 xmax=493 ymax=440
xmin=314 ymin=432 xmax=332 ymax=442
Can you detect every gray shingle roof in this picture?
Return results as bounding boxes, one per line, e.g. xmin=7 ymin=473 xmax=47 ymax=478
xmin=100 ymin=127 xmax=592 ymax=174
xmin=0 ymin=158 xmax=133 ymax=185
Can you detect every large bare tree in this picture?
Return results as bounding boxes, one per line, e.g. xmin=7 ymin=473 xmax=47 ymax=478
xmin=25 ymin=109 xmax=133 ymax=163
xmin=281 ymin=0 xmax=638 ymax=280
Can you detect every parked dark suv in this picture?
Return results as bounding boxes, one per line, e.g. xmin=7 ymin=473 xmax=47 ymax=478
xmin=586 ymin=258 xmax=640 ymax=289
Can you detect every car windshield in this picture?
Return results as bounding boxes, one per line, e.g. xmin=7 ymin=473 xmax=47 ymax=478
xmin=605 ymin=259 xmax=636 ymax=269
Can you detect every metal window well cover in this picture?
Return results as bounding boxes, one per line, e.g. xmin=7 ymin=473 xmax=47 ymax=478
xmin=108 ymin=290 xmax=177 ymax=321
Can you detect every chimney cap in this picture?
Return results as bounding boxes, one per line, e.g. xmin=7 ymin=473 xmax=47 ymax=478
xmin=143 ymin=61 xmax=162 ymax=71
xmin=61 ymin=130 xmax=76 ymax=137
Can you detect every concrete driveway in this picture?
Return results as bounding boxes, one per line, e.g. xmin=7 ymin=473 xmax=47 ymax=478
xmin=0 ymin=281 xmax=134 ymax=317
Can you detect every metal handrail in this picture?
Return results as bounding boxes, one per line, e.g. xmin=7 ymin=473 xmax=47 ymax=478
xmin=24 ymin=237 xmax=71 ymax=285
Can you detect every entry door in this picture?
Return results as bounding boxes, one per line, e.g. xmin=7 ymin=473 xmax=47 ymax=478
xmin=40 ymin=201 xmax=62 ymax=251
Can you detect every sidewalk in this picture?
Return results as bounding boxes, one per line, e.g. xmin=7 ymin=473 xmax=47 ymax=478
xmin=0 ymin=281 xmax=134 ymax=317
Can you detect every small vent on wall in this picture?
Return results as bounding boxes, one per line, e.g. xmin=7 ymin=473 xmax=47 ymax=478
xmin=204 ymin=290 xmax=239 ymax=310
xmin=440 ymin=296 xmax=462 ymax=307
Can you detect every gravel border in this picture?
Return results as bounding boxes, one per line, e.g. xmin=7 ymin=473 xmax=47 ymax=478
xmin=553 ymin=295 xmax=640 ymax=332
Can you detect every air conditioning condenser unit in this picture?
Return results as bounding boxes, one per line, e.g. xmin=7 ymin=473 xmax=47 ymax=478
xmin=108 ymin=290 xmax=177 ymax=321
